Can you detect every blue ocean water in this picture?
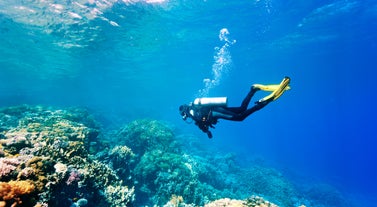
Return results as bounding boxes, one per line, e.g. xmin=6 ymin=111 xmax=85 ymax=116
xmin=0 ymin=0 xmax=376 ymax=206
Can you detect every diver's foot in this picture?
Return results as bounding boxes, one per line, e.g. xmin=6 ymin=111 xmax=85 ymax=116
xmin=251 ymin=84 xmax=261 ymax=91
xmin=257 ymin=77 xmax=291 ymax=103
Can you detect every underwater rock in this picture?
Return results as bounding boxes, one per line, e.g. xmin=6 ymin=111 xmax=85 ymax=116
xmin=71 ymin=198 xmax=88 ymax=207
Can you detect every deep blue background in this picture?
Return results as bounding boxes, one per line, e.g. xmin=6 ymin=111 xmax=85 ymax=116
xmin=1 ymin=0 xmax=376 ymax=204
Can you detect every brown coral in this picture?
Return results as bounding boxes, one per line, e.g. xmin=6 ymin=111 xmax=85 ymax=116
xmin=245 ymin=196 xmax=278 ymax=207
xmin=169 ymin=194 xmax=184 ymax=206
xmin=0 ymin=180 xmax=35 ymax=206
xmin=204 ymin=198 xmax=245 ymax=207
xmin=204 ymin=196 xmax=279 ymax=207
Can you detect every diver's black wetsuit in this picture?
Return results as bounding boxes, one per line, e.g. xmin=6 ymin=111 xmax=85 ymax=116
xmin=211 ymin=87 xmax=271 ymax=121
xmin=180 ymin=86 xmax=272 ymax=138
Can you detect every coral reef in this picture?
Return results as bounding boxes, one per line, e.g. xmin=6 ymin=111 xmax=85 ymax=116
xmin=1 ymin=105 xmax=352 ymax=207
xmin=0 ymin=105 xmax=134 ymax=207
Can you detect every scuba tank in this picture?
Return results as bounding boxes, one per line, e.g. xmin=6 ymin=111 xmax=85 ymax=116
xmin=193 ymin=97 xmax=228 ymax=107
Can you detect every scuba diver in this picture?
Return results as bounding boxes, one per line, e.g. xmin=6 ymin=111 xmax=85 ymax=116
xmin=179 ymin=77 xmax=291 ymax=138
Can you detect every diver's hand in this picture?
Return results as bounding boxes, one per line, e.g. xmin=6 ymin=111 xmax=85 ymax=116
xmin=207 ymin=131 xmax=213 ymax=139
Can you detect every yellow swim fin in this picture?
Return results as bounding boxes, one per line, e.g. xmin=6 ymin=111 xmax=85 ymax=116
xmin=257 ymin=77 xmax=291 ymax=102
xmin=253 ymin=84 xmax=291 ymax=92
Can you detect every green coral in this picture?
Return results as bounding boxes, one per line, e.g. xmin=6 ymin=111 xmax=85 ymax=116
xmin=135 ymin=150 xmax=192 ymax=185
xmin=109 ymin=145 xmax=135 ymax=167
xmin=237 ymin=165 xmax=298 ymax=206
xmin=117 ymin=119 xmax=177 ymax=156
xmin=96 ymin=145 xmax=136 ymax=186
xmin=134 ymin=149 xmax=224 ymax=206
xmin=304 ymin=183 xmax=350 ymax=207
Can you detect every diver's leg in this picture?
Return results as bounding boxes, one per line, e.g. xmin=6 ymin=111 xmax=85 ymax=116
xmin=211 ymin=98 xmax=268 ymax=121
xmin=226 ymin=86 xmax=259 ymax=113
xmin=215 ymin=77 xmax=291 ymax=121
xmin=212 ymin=108 xmax=237 ymax=120
xmin=230 ymin=99 xmax=272 ymax=121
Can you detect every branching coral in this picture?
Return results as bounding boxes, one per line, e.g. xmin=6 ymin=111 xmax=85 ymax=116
xmin=0 ymin=158 xmax=19 ymax=178
xmin=163 ymin=195 xmax=187 ymax=207
xmin=203 ymin=196 xmax=279 ymax=207
xmin=104 ymin=183 xmax=135 ymax=207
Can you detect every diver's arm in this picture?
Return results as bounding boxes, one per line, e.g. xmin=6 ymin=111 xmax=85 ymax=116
xmin=195 ymin=121 xmax=213 ymax=138
xmin=206 ymin=131 xmax=213 ymax=138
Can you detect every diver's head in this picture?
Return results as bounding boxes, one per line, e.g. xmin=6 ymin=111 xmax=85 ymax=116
xmin=179 ymin=104 xmax=189 ymax=120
